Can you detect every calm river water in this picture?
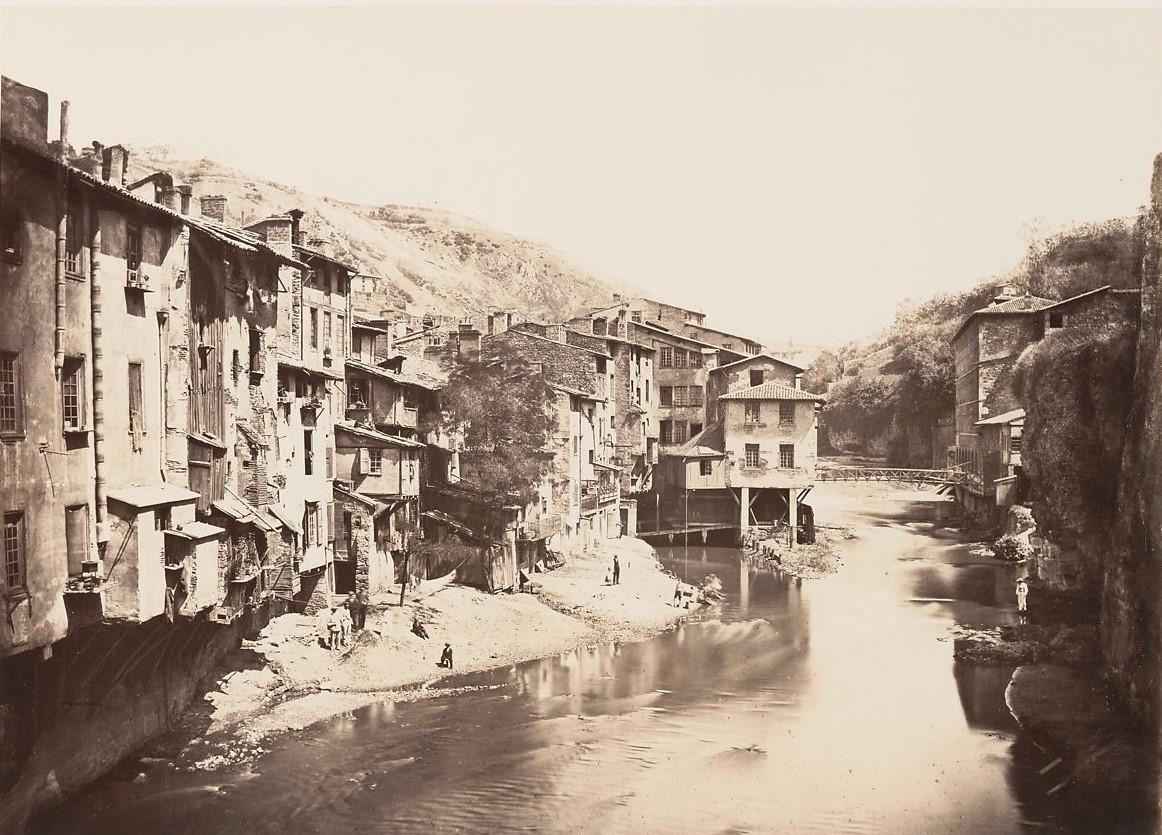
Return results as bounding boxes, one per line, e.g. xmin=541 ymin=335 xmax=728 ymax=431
xmin=35 ymin=485 xmax=1155 ymax=833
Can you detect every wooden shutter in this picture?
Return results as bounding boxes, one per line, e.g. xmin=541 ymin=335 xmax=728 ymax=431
xmin=326 ymin=445 xmax=334 ymax=479
xmin=327 ymin=502 xmax=336 ymax=544
xmin=358 ymin=447 xmax=369 ymax=474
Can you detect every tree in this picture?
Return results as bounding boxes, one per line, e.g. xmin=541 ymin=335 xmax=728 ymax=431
xmin=803 ymin=349 xmax=843 ymax=394
xmin=430 ymin=344 xmax=558 ymax=504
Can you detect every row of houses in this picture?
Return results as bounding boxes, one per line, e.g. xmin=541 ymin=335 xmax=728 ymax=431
xmin=0 ymin=75 xmax=825 ymax=672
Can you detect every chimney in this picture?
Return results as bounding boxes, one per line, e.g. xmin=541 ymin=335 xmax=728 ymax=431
xmin=1152 ymin=152 xmax=1162 ymax=213
xmin=612 ymin=292 xmax=622 ymax=304
xmin=545 ymin=324 xmax=565 ymax=343
xmin=457 ymin=327 xmax=481 ymax=360
xmin=307 ymin=236 xmax=327 ymax=252
xmin=200 ymin=195 xmax=228 ymax=223
xmin=57 ymin=100 xmax=69 ymax=162
xmin=795 ymin=373 xmax=803 ymax=390
xmin=101 ymin=144 xmax=128 ymax=185
xmin=177 ymin=185 xmax=192 ymax=216
xmin=288 ymin=208 xmax=305 ymax=245
xmin=992 ymin=284 xmax=1019 ymax=304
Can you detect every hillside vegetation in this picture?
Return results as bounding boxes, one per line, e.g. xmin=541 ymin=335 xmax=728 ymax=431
xmin=129 ymin=147 xmax=629 ymax=320
xmin=806 ymin=218 xmax=1146 ymax=466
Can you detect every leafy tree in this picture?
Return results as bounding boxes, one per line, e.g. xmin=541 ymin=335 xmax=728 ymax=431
xmin=823 ymin=375 xmax=896 ymax=450
xmin=803 ymin=349 xmax=843 ymax=393
xmin=430 ymin=344 xmax=557 ymax=504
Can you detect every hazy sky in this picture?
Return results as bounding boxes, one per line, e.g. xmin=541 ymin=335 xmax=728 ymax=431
xmin=3 ymin=7 xmax=1161 ymax=348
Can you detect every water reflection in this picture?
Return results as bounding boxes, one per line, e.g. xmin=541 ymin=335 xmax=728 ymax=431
xmin=35 ymin=489 xmax=1155 ymax=834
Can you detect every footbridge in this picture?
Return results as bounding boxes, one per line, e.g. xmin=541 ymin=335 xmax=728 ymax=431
xmin=817 ymin=467 xmax=966 ymax=490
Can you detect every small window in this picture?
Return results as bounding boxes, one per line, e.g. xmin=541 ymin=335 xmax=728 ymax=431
xmin=1010 ymin=435 xmax=1023 ymax=454
xmin=631 ymin=310 xmax=642 ymax=323
xmin=723 ymin=343 xmax=733 ymax=351
xmin=689 ymin=386 xmax=704 ymax=407
xmin=128 ymin=361 xmax=144 ymax=435
xmin=673 ymin=350 xmax=687 ymax=369
xmin=3 ymin=511 xmax=26 ymax=593
xmin=403 ymin=391 xmax=418 ymax=411
xmin=368 ymin=448 xmax=383 ymax=475
xmin=660 ymin=420 xmax=673 ymax=445
xmin=304 ymin=502 xmax=319 ymax=547
xmin=672 ymin=421 xmax=688 ymax=444
xmin=1049 ymin=312 xmax=1065 ymax=329
xmin=779 ymin=401 xmax=795 ymax=426
xmin=660 ymin=386 xmax=673 ymax=407
xmin=700 ymin=460 xmax=713 ymax=477
xmin=744 ymin=444 xmax=760 ymax=468
xmin=155 ymin=506 xmax=171 ymax=532
xmin=304 ymin=428 xmax=314 ymax=475
xmin=65 ymin=504 xmax=89 ymax=576
xmin=249 ymin=329 xmax=264 ymax=374
xmin=126 ymin=224 xmax=142 ymax=278
xmin=1 ymin=350 xmax=24 ymax=436
xmin=324 ymin=311 xmax=333 ymax=352
xmin=690 ymin=422 xmax=703 ymax=437
xmin=750 ymin=369 xmax=764 ymax=387
xmin=349 ymin=377 xmax=368 ymax=407
xmin=336 ymin=315 xmax=345 ymax=357
xmin=310 ymin=308 xmax=319 ymax=349
xmin=588 ymin=449 xmax=595 ymax=464
xmin=62 ymin=356 xmax=86 ymax=431
xmin=0 ymin=205 xmax=21 ymax=260
xmin=659 ymin=347 xmax=673 ymax=368
xmin=779 ymin=444 xmax=795 ymax=469
xmin=335 ymin=273 xmax=345 ymax=296
xmin=745 ymin=401 xmax=761 ymax=423
xmin=673 ymin=386 xmax=688 ymax=407
xmin=66 ymin=204 xmax=84 ymax=276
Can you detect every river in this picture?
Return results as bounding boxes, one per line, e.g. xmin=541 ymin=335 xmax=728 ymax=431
xmin=34 ymin=484 xmax=1154 ymax=833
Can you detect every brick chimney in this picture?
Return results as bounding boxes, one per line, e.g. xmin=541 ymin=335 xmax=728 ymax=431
xmin=200 ymin=195 xmax=227 ymax=223
xmin=101 ymin=145 xmax=129 ymax=185
xmin=288 ymin=208 xmax=305 ymax=245
xmin=992 ymin=284 xmax=1019 ymax=304
xmin=177 ymin=185 xmax=192 ymax=216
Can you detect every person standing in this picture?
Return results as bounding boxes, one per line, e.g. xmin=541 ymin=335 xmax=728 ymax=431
xmin=326 ymin=605 xmax=342 ymax=651
xmin=1016 ymin=577 xmax=1029 ymax=618
xmin=612 ymin=555 xmax=621 ymax=585
xmin=338 ymin=603 xmax=353 ymax=646
xmin=439 ymin=643 xmax=453 ymax=668
xmin=345 ymin=592 xmax=360 ymax=633
xmin=355 ymin=589 xmax=369 ymax=630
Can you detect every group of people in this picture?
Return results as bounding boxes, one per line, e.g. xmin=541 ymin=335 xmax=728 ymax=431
xmin=325 ymin=591 xmax=370 ymax=651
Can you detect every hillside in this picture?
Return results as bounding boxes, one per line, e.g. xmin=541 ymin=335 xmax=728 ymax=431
xmin=807 ymin=217 xmax=1147 ymax=465
xmin=128 ymin=147 xmax=630 ymax=320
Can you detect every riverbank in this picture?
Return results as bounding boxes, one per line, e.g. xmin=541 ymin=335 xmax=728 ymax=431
xmin=152 ymin=537 xmax=698 ymax=767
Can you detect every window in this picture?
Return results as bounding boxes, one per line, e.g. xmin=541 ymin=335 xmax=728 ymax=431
xmin=66 ymin=204 xmax=83 ymax=276
xmin=659 ymin=347 xmax=673 ymax=368
xmin=1010 ymin=434 xmax=1023 ymax=454
xmin=779 ymin=444 xmax=795 ymax=469
xmin=673 ymin=386 xmax=688 ymax=407
xmin=645 ymin=382 xmax=650 ymax=402
xmin=368 ymin=448 xmax=383 ymax=475
xmin=126 ymin=224 xmax=142 ymax=279
xmin=324 ymin=312 xmax=333 ymax=352
xmin=672 ymin=421 xmax=688 ymax=444
xmin=750 ymin=369 xmax=764 ymax=387
xmin=700 ymin=459 xmax=713 ymax=476
xmin=689 ymin=386 xmax=704 ymax=407
xmin=304 ymin=502 xmax=319 ymax=547
xmin=660 ymin=386 xmax=673 ymax=407
xmin=660 ymin=420 xmax=672 ymax=444
xmin=690 ymin=422 xmax=703 ymax=437
xmin=724 ymin=343 xmax=734 ymax=351
xmin=403 ymin=391 xmax=417 ymax=411
xmin=1049 ymin=312 xmax=1065 ymax=329
xmin=588 ymin=449 xmax=595 ymax=464
xmin=310 ymin=308 xmax=319 ymax=349
xmin=1 ymin=352 xmax=24 ymax=436
xmin=779 ymin=401 xmax=795 ymax=426
xmin=249 ymin=329 xmax=264 ymax=374
xmin=0 ymin=205 xmax=21 ymax=260
xmin=323 ymin=270 xmax=331 ymax=294
xmin=592 ymin=317 xmax=607 ymax=335
xmin=336 ymin=315 xmax=345 ymax=356
xmin=744 ymin=444 xmax=760 ymax=468
xmin=62 ymin=356 xmax=85 ymax=431
xmin=155 ymin=507 xmax=171 ymax=532
xmin=673 ymin=350 xmax=687 ymax=369
xmin=3 ymin=511 xmax=25 ymax=593
xmin=128 ymin=362 xmax=144 ymax=434
xmin=335 ymin=273 xmax=345 ymax=296
xmin=573 ymin=435 xmax=579 ymax=455
xmin=745 ymin=401 xmax=761 ymax=423
xmin=631 ymin=310 xmax=642 ymax=323
xmin=303 ymin=428 xmax=314 ymax=475
xmin=65 ymin=504 xmax=89 ymax=576
xmin=349 ymin=377 xmax=368 ymax=407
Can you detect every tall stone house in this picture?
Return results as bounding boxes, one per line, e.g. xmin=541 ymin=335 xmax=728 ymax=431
xmin=951 ymin=284 xmax=1141 ymax=515
xmin=588 ymin=294 xmax=764 ymax=355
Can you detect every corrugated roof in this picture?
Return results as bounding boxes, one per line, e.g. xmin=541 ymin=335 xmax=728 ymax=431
xmin=667 ymin=421 xmax=726 ymax=458
xmin=713 ymin=352 xmax=805 ymax=373
xmin=976 ymin=408 xmax=1026 ymax=426
xmin=335 ymin=421 xmax=426 ymax=448
xmin=107 ymin=483 xmax=199 ymax=508
xmin=719 ymin=382 xmax=826 ymax=402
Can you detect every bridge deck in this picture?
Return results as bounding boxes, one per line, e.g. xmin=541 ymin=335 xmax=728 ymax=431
xmin=818 ymin=467 xmax=965 ymax=485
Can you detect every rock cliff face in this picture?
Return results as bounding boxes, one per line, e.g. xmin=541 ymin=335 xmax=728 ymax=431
xmin=1102 ymin=155 xmax=1162 ymax=735
xmin=129 ymin=148 xmax=630 ymax=320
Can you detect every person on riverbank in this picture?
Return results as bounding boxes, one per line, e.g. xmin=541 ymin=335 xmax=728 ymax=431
xmin=326 ymin=605 xmax=343 ymax=651
xmin=338 ymin=604 xmax=353 ymax=647
xmin=439 ymin=643 xmax=453 ymax=668
xmin=1016 ymin=577 xmax=1029 ymax=619
xmin=412 ymin=616 xmax=429 ymax=640
xmin=613 ymin=555 xmax=621 ymax=585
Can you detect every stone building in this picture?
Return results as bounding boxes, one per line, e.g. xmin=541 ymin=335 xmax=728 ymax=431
xmin=588 ymin=294 xmax=764 ymax=355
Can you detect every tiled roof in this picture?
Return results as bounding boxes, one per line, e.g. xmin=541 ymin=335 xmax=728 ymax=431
xmin=713 ymin=352 xmax=806 ymax=373
xmin=719 ymin=382 xmax=826 ymax=402
xmin=973 ymin=295 xmax=1055 ymax=315
xmin=346 ymin=358 xmax=446 ymax=391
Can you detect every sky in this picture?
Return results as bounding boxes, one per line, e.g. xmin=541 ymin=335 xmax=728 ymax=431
xmin=2 ymin=6 xmax=1161 ymax=349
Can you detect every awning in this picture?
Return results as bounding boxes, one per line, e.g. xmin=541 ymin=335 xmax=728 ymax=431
xmin=975 ymin=408 xmax=1026 ymax=427
xmin=592 ymin=461 xmax=622 ymax=472
xmin=107 ymin=483 xmax=199 ymax=509
xmin=212 ymin=489 xmax=278 ymax=532
xmin=165 ymin=521 xmax=225 ymax=541
xmin=187 ymin=431 xmax=228 ymax=451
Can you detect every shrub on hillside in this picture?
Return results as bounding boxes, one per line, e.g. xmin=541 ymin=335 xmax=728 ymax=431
xmin=993 ymin=533 xmax=1033 ymax=562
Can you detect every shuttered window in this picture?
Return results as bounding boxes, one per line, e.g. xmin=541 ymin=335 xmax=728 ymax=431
xmin=326 ymin=445 xmax=334 ymax=479
xmin=128 ymin=362 xmax=144 ymax=434
xmin=327 ymin=502 xmax=336 ymax=545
